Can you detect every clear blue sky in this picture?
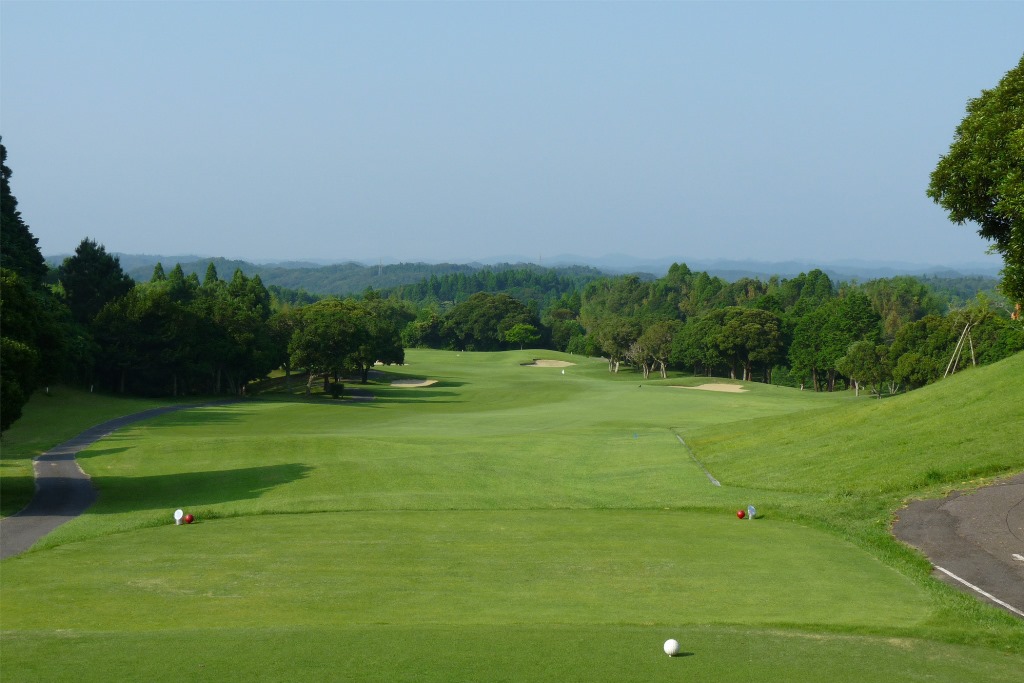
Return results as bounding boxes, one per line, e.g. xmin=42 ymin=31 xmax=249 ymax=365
xmin=2 ymin=1 xmax=1021 ymax=267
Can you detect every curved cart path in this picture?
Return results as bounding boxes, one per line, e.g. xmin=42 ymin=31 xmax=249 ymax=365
xmin=893 ymin=472 xmax=1024 ymax=618
xmin=0 ymin=402 xmax=236 ymax=560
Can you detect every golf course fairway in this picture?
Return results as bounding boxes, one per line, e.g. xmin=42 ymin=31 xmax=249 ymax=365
xmin=1 ymin=349 xmax=1021 ymax=682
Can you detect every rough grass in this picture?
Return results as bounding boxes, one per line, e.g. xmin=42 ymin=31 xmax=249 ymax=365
xmin=691 ymin=352 xmax=1024 ymax=495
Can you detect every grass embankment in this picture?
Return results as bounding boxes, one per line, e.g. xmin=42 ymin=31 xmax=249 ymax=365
xmin=1 ymin=350 xmax=1021 ymax=682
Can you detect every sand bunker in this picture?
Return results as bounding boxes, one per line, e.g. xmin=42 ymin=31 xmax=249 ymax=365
xmin=522 ymin=360 xmax=576 ymax=368
xmin=390 ymin=379 xmax=438 ymax=387
xmin=676 ymin=383 xmax=748 ymax=393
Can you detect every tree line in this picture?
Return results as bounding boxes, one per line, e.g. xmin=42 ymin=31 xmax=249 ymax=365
xmin=555 ymin=265 xmax=1022 ymax=394
xmin=4 ymin=210 xmax=1021 ymax=434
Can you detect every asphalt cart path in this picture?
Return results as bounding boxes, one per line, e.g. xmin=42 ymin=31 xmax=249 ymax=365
xmin=893 ymin=472 xmax=1024 ymax=618
xmin=0 ymin=402 xmax=236 ymax=560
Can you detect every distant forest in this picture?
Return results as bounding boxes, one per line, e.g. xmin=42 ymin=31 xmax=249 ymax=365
xmin=108 ymin=253 xmax=1006 ymax=317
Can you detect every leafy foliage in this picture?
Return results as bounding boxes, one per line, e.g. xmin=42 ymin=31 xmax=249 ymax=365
xmin=0 ymin=140 xmax=47 ymax=287
xmin=56 ymin=238 xmax=135 ymax=325
xmin=928 ymin=54 xmax=1024 ymax=304
xmin=0 ymin=142 xmax=73 ymax=430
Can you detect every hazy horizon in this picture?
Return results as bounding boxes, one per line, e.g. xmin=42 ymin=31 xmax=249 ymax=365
xmin=3 ymin=2 xmax=1020 ymax=269
xmin=41 ymin=248 xmax=1004 ymax=281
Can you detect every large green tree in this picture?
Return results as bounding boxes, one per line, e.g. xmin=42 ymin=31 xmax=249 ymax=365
xmin=837 ymin=341 xmax=890 ymax=398
xmin=0 ymin=140 xmax=47 ymax=287
xmin=1 ymin=141 xmax=69 ymax=429
xmin=505 ymin=323 xmax=540 ymax=350
xmin=671 ymin=313 xmax=725 ymax=377
xmin=715 ymin=308 xmax=783 ymax=382
xmin=442 ymin=292 xmax=537 ymax=352
xmin=57 ymin=238 xmax=135 ymax=325
xmin=1 ymin=270 xmax=41 ymax=430
xmin=289 ymin=298 xmax=361 ymax=392
xmin=928 ymin=55 xmax=1024 ymax=306
xmin=348 ymin=296 xmax=411 ymax=383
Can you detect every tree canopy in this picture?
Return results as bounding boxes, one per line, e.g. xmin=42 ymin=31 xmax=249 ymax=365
xmin=1 ymin=141 xmax=70 ymax=430
xmin=0 ymin=140 xmax=47 ymax=287
xmin=57 ymin=238 xmax=135 ymax=325
xmin=928 ymin=54 xmax=1024 ymax=306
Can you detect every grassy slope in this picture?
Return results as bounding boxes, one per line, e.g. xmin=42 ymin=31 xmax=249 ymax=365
xmin=692 ymin=351 xmax=1024 ymax=495
xmin=1 ymin=350 xmax=1021 ymax=681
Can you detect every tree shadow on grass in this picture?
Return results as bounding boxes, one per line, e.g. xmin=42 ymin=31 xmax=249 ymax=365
xmin=84 ymin=462 xmax=314 ymax=514
xmin=132 ymin=406 xmax=254 ymax=429
xmin=71 ymin=446 xmax=133 ymax=460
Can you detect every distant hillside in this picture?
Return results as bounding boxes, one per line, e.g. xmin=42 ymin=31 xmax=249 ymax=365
xmin=44 ymin=250 xmax=1004 ymax=306
xmin=379 ymin=265 xmax=606 ymax=310
xmin=119 ymin=257 xmax=606 ymax=298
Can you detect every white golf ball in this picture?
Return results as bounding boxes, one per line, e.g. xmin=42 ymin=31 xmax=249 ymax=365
xmin=663 ymin=638 xmax=680 ymax=656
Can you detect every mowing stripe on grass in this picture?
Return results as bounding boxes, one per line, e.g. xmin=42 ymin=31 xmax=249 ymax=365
xmin=935 ymin=566 xmax=1024 ymax=618
xmin=672 ymin=431 xmax=720 ymax=486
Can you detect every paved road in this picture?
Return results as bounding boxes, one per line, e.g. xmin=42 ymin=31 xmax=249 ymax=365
xmin=0 ymin=403 xmax=232 ymax=560
xmin=893 ymin=472 xmax=1024 ymax=618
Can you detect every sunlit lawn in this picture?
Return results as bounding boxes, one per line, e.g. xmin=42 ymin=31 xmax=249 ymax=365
xmin=2 ymin=349 xmax=1021 ymax=681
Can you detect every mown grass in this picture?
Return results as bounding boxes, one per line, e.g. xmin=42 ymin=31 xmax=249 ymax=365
xmin=5 ymin=625 xmax=1019 ymax=683
xmin=1 ymin=349 xmax=1021 ymax=681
